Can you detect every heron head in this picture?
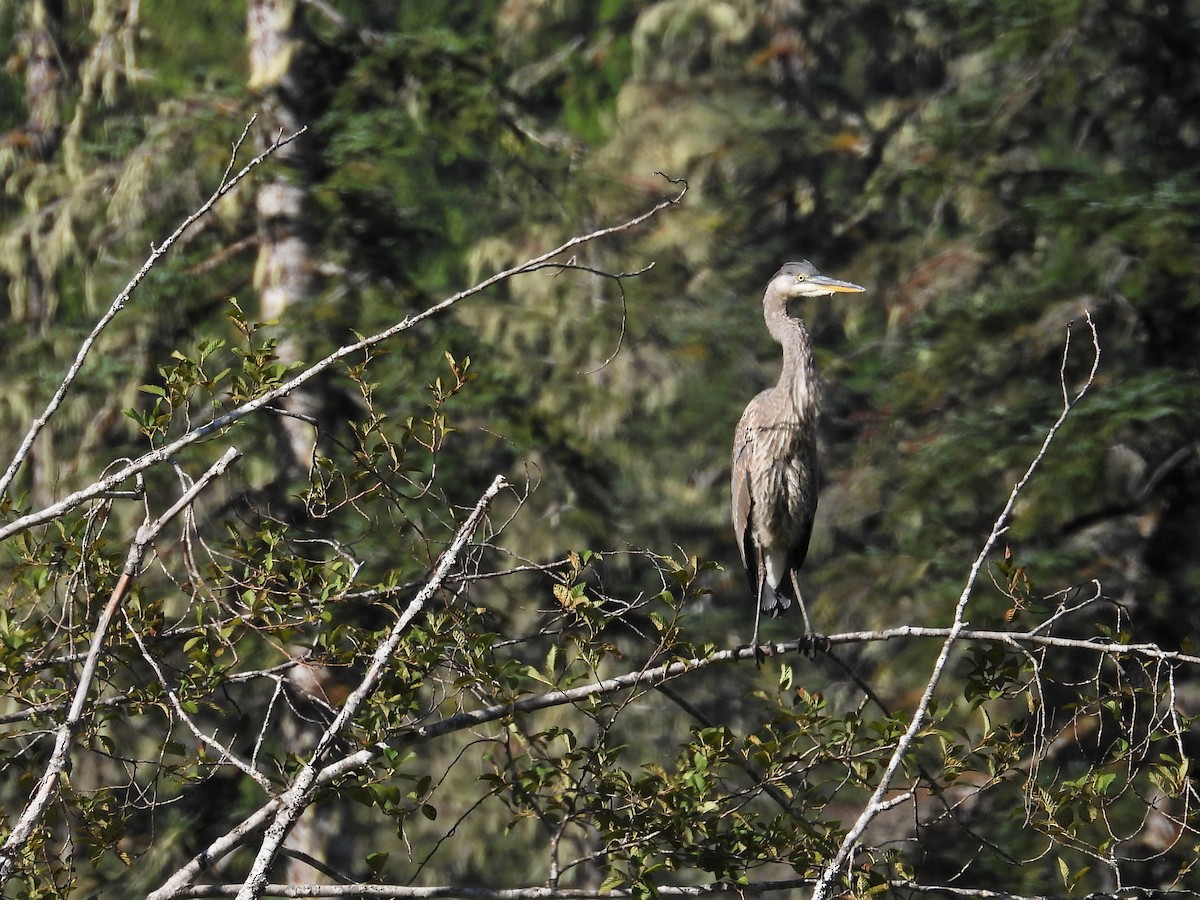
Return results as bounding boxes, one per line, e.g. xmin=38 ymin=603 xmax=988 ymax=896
xmin=771 ymin=260 xmax=866 ymax=299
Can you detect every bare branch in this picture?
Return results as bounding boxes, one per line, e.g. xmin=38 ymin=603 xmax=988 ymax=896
xmin=0 ymin=447 xmax=242 ymax=887
xmin=515 ymin=259 xmax=656 ymax=375
xmin=0 ymin=120 xmax=300 ymax=501
xmin=231 ymin=475 xmax=509 ymax=900
xmin=809 ymin=315 xmax=1102 ymax=900
xmin=144 ymin=878 xmax=1164 ymax=899
xmin=814 ymin=624 xmax=1200 ymax=667
xmin=170 ymin=880 xmax=824 ymax=898
xmin=0 ymin=181 xmax=686 ymax=542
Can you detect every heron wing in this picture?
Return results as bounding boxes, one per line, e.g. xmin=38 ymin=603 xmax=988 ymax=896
xmin=742 ymin=406 xmax=818 ymax=574
xmin=789 ymin=506 xmax=815 ymax=571
xmin=730 ymin=412 xmax=755 ymax=576
xmin=788 ymin=436 xmax=818 ymax=571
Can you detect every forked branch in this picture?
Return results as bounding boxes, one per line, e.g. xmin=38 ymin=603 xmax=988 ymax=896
xmin=0 ymin=447 xmax=241 ymax=887
xmin=231 ymin=475 xmax=508 ymax=900
xmin=809 ymin=314 xmax=1101 ymax=900
xmin=0 ymin=119 xmax=301 ymax=502
xmin=0 ymin=181 xmax=686 ymax=542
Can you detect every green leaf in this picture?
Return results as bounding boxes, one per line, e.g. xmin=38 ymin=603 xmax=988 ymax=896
xmin=598 ymin=870 xmax=628 ymax=895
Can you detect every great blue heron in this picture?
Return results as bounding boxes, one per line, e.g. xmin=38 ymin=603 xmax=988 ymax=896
xmin=731 ymin=260 xmax=866 ymax=658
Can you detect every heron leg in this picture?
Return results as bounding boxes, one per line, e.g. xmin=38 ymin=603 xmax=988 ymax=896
xmin=790 ymin=569 xmax=813 ymax=634
xmin=790 ymin=570 xmax=828 ymax=656
xmin=751 ymin=568 xmax=766 ymax=666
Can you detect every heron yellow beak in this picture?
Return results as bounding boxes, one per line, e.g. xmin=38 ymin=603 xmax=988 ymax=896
xmin=803 ymin=274 xmax=866 ymax=293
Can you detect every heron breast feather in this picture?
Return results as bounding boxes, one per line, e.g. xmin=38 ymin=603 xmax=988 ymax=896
xmin=753 ymin=456 xmax=815 ymax=548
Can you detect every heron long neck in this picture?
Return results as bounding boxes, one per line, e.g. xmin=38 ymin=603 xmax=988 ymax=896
xmin=765 ymin=299 xmax=816 ymax=414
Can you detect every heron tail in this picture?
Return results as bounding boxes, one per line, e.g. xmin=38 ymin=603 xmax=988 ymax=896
xmin=758 ymin=580 xmax=793 ymax=618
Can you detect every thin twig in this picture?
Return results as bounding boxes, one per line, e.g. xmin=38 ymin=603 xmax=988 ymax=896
xmin=517 ymin=259 xmax=655 ymax=375
xmin=171 ymin=880 xmax=826 ymax=898
xmin=0 ymin=119 xmax=297 ymax=501
xmin=124 ymin=609 xmax=276 ymax=793
xmin=0 ymin=447 xmax=241 ymax=887
xmin=809 ymin=315 xmax=1101 ymax=900
xmin=0 ymin=181 xmax=686 ymax=543
xmin=230 ymin=475 xmax=508 ymax=900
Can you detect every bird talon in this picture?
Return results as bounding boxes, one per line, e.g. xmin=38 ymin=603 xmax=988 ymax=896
xmin=792 ymin=638 xmax=830 ymax=657
xmin=798 ymin=633 xmax=830 ymax=658
xmin=744 ymin=640 xmax=771 ymax=665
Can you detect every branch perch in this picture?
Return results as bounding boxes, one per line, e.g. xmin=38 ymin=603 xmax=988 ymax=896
xmin=0 ymin=447 xmax=242 ymax=887
xmin=809 ymin=314 xmax=1101 ymax=900
xmin=231 ymin=475 xmax=508 ymax=900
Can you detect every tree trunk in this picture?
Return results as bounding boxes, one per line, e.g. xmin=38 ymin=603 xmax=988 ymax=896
xmin=248 ymin=0 xmax=319 ymax=476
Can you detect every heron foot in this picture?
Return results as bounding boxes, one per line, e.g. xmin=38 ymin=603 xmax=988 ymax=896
xmin=745 ymin=641 xmax=773 ymax=666
xmin=798 ymin=633 xmax=830 ymax=658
